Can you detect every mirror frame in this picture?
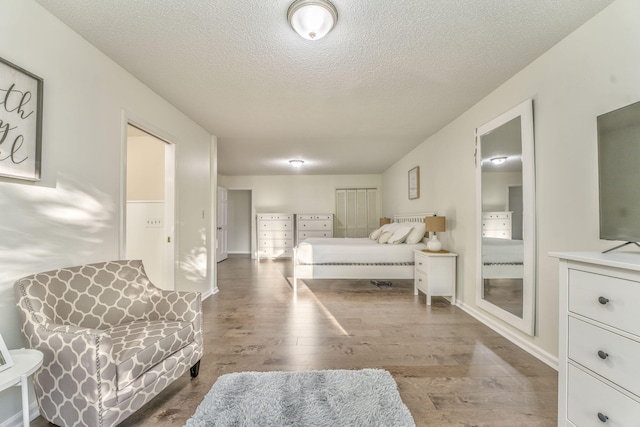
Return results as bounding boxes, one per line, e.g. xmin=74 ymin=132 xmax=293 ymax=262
xmin=475 ymin=99 xmax=536 ymax=335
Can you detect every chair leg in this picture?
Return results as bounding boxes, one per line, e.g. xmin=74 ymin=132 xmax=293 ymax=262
xmin=190 ymin=360 xmax=201 ymax=378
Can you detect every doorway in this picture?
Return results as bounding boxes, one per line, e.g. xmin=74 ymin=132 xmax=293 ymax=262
xmin=125 ymin=124 xmax=176 ymax=290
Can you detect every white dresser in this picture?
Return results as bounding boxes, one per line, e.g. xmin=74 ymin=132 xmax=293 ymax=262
xmin=296 ymin=214 xmax=333 ymax=244
xmin=257 ymin=213 xmax=294 ymax=260
xmin=413 ymin=250 xmax=457 ymax=306
xmin=481 ymin=211 xmax=512 ymax=239
xmin=551 ymin=251 xmax=640 ymax=426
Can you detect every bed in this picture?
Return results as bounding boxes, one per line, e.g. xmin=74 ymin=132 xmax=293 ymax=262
xmin=481 ymin=237 xmax=524 ymax=279
xmin=292 ymin=213 xmax=433 ymax=292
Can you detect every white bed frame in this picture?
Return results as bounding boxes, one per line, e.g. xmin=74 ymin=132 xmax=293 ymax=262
xmin=292 ymin=213 xmax=434 ymax=292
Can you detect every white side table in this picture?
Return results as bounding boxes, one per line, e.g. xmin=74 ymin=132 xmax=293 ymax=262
xmin=0 ymin=349 xmax=43 ymax=426
xmin=414 ymin=250 xmax=457 ymax=305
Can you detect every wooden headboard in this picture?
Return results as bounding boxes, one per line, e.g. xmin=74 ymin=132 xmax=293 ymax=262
xmin=393 ymin=213 xmax=435 ymax=224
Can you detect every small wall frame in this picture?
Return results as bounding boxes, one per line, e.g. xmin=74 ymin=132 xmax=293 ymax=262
xmin=408 ymin=166 xmax=420 ymax=199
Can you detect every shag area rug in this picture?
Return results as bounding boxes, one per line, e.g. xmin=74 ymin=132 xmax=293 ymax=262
xmin=185 ymin=368 xmax=415 ymax=427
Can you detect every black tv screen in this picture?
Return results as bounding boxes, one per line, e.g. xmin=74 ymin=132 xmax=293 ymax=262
xmin=598 ymin=100 xmax=640 ymax=243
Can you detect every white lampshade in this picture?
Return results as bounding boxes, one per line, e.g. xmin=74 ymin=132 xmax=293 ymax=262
xmin=288 ymin=0 xmax=338 ymax=40
xmin=289 ymin=159 xmax=304 ymax=168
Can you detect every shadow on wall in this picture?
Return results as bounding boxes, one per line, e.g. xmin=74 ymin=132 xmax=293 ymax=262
xmin=180 ymin=227 xmax=207 ymax=283
xmin=0 ymin=175 xmax=114 ymax=344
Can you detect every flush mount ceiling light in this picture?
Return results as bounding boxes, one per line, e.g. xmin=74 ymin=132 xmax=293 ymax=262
xmin=490 ymin=156 xmax=508 ymax=165
xmin=289 ymin=159 xmax=304 ymax=168
xmin=287 ymin=0 xmax=338 ymax=41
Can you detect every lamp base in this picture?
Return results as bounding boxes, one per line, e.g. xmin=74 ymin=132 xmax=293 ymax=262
xmin=426 ymin=235 xmax=442 ymax=252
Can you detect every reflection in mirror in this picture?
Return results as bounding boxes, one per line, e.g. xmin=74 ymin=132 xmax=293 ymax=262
xmin=476 ymin=99 xmax=535 ymax=335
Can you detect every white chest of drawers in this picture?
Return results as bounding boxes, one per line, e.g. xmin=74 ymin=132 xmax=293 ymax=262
xmin=413 ymin=250 xmax=457 ymax=306
xmin=551 ymin=251 xmax=640 ymax=426
xmin=296 ymin=214 xmax=333 ymax=244
xmin=257 ymin=213 xmax=294 ymax=260
xmin=481 ymin=211 xmax=512 ymax=239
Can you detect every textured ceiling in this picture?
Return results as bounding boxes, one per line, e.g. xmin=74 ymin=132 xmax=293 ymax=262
xmin=34 ymin=0 xmax=613 ymax=175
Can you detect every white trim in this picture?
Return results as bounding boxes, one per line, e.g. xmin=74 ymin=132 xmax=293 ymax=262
xmin=0 ymin=400 xmax=39 ymax=427
xmin=456 ymin=301 xmax=558 ymax=371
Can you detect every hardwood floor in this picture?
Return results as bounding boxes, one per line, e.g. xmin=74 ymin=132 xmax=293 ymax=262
xmin=33 ymin=256 xmax=557 ymax=426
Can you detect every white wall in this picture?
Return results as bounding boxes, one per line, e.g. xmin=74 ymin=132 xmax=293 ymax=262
xmin=382 ymin=0 xmax=640 ymax=360
xmin=0 ymin=0 xmax=214 ymax=423
xmin=220 ymin=174 xmax=382 ymax=213
xmin=219 ymin=174 xmax=382 ymax=258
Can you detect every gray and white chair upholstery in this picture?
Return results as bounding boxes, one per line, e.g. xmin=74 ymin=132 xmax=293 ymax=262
xmin=14 ymin=260 xmax=203 ymax=427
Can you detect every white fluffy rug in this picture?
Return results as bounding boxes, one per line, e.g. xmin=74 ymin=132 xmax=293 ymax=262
xmin=185 ymin=368 xmax=415 ymax=426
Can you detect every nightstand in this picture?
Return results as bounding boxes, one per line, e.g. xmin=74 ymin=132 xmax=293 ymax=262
xmin=413 ymin=250 xmax=457 ymax=305
xmin=0 ymin=348 xmax=43 ymax=426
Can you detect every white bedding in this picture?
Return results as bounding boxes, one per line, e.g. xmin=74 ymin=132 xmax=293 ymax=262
xmin=482 ymin=237 xmax=524 ymax=265
xmin=295 ymin=237 xmax=427 ymax=265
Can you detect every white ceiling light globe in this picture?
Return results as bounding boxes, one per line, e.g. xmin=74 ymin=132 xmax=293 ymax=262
xmin=288 ymin=0 xmax=338 ymax=41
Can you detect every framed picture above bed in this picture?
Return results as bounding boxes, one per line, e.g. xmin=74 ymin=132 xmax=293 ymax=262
xmin=408 ymin=166 xmax=419 ymax=199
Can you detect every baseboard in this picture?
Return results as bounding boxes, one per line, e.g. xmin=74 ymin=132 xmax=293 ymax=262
xmin=456 ymin=301 xmax=559 ymax=371
xmin=0 ymin=400 xmax=39 ymax=427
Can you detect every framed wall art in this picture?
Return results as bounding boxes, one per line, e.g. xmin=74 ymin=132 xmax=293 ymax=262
xmin=0 ymin=333 xmax=14 ymax=372
xmin=408 ymin=166 xmax=419 ymax=199
xmin=0 ymin=56 xmax=43 ymax=181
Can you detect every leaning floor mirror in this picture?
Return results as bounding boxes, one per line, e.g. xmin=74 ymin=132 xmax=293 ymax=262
xmin=475 ymin=99 xmax=536 ymax=335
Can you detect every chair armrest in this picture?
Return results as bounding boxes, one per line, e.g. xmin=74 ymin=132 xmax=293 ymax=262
xmin=147 ymin=290 xmax=202 ymax=346
xmin=35 ymin=322 xmax=118 ymax=406
xmin=147 ymin=290 xmax=201 ymax=323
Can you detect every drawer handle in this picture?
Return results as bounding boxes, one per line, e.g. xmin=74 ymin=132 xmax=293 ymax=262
xmin=597 ymin=412 xmax=608 ymax=423
xmin=597 ymin=350 xmax=609 ymax=360
xmin=598 ymin=296 xmax=609 ymax=305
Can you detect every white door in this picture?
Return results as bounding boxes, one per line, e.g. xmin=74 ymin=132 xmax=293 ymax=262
xmin=335 ymin=188 xmax=379 ymax=238
xmin=217 ymin=186 xmax=228 ymax=262
xmin=125 ymin=124 xmax=175 ymax=290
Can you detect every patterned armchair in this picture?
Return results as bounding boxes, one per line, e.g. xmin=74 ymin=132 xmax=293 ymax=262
xmin=14 ymin=260 xmax=203 ymax=427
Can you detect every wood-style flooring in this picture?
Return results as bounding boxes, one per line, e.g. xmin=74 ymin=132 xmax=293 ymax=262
xmin=32 ymin=256 xmax=558 ymax=426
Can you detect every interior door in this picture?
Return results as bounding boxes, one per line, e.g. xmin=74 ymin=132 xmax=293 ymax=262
xmin=217 ymin=186 xmax=228 ymax=262
xmin=125 ymin=124 xmax=175 ymax=290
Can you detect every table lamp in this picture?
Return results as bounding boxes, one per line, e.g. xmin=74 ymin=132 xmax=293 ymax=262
xmin=425 ymin=216 xmax=446 ymax=251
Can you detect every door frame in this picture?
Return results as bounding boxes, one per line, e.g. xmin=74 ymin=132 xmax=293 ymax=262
xmin=120 ymin=111 xmax=177 ymax=289
xmin=223 ymin=187 xmax=255 ymax=259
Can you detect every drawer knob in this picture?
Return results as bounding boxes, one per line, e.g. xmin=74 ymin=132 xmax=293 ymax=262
xmin=597 ymin=350 xmax=609 ymax=360
xmin=597 ymin=412 xmax=609 ymax=423
xmin=598 ymin=296 xmax=609 ymax=305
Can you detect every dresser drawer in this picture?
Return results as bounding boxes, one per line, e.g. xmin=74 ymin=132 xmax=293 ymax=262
xmin=481 ymin=230 xmax=511 ymax=239
xmin=257 ymin=214 xmax=293 ymax=221
xmin=297 ymin=214 xmax=332 ymax=220
xmin=259 ymin=239 xmax=292 ymax=248
xmin=298 ymin=220 xmax=332 ymax=230
xmin=567 ymin=364 xmax=640 ymax=426
xmin=259 ymin=220 xmax=292 ymax=231
xmin=258 ymin=231 xmax=292 ymax=240
xmin=415 ymin=269 xmax=428 ymax=294
xmin=482 ymin=212 xmax=511 ymax=220
xmin=414 ymin=254 xmax=427 ymax=274
xmin=482 ymin=219 xmax=511 ymax=230
xmin=568 ymin=317 xmax=640 ymax=397
xmin=568 ymin=269 xmax=640 ymax=336
xmin=298 ymin=231 xmax=332 ymax=239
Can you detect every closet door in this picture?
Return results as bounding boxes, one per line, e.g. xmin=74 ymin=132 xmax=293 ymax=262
xmin=335 ymin=189 xmax=347 ymax=238
xmin=366 ymin=189 xmax=378 ymax=236
xmin=334 ymin=188 xmax=379 ymax=238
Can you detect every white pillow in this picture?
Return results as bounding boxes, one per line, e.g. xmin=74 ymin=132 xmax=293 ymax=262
xmin=387 ymin=225 xmax=413 ymax=244
xmin=405 ymin=225 xmax=426 ymax=244
xmin=381 ymin=222 xmax=402 ymax=233
xmin=369 ymin=228 xmax=383 ymax=240
xmin=377 ymin=231 xmax=394 ymax=244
